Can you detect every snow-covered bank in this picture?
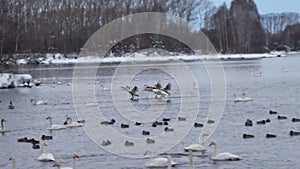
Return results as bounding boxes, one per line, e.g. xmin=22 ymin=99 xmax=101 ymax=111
xmin=0 ymin=73 xmax=33 ymax=88
xmin=12 ymin=51 xmax=299 ymax=65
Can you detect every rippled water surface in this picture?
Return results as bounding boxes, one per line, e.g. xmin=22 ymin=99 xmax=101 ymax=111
xmin=1 ymin=54 xmax=300 ymax=169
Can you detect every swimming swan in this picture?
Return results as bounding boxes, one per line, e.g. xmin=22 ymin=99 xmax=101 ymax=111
xmin=65 ymin=117 xmax=84 ymax=128
xmin=53 ymin=153 xmax=79 ymax=169
xmin=0 ymin=119 xmax=8 ymax=133
xmin=234 ymin=93 xmax=253 ymax=102
xmin=38 ymin=142 xmax=55 ymax=162
xmin=9 ymin=156 xmax=16 ymax=169
xmin=46 ymin=116 xmax=67 ymax=131
xmin=144 ymin=150 xmax=177 ymax=168
xmin=31 ymin=98 xmax=47 ymax=105
xmin=209 ymin=141 xmax=241 ymax=161
xmin=184 ymin=133 xmax=208 ymax=153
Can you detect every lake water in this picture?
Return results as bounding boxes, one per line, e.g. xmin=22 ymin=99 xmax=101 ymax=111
xmin=0 ymin=54 xmax=300 ymax=169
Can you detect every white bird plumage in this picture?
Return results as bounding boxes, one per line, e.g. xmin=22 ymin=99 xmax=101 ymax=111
xmin=31 ymin=98 xmax=47 ymax=105
xmin=184 ymin=133 xmax=208 ymax=153
xmin=64 ymin=117 xmax=84 ymax=128
xmin=0 ymin=119 xmax=8 ymax=133
xmin=38 ymin=142 xmax=55 ymax=162
xmin=46 ymin=116 xmax=67 ymax=131
xmin=144 ymin=150 xmax=177 ymax=168
xmin=9 ymin=156 xmax=16 ymax=169
xmin=234 ymin=93 xmax=253 ymax=102
xmin=209 ymin=141 xmax=241 ymax=161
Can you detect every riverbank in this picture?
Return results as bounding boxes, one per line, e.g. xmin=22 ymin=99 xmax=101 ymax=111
xmin=1 ymin=51 xmax=299 ymax=66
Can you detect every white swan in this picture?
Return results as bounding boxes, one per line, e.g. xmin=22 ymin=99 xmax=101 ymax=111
xmin=100 ymin=84 xmax=109 ymax=91
xmin=53 ymin=153 xmax=79 ymax=169
xmin=38 ymin=142 xmax=55 ymax=162
xmin=46 ymin=116 xmax=67 ymax=131
xmin=65 ymin=117 xmax=84 ymax=128
xmin=234 ymin=93 xmax=253 ymax=102
xmin=209 ymin=141 xmax=241 ymax=161
xmin=9 ymin=156 xmax=16 ymax=169
xmin=0 ymin=119 xmax=8 ymax=133
xmin=144 ymin=150 xmax=177 ymax=168
xmin=31 ymin=98 xmax=47 ymax=105
xmin=184 ymin=133 xmax=208 ymax=153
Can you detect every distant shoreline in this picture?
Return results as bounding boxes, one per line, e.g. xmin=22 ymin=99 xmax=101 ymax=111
xmin=1 ymin=51 xmax=299 ymax=66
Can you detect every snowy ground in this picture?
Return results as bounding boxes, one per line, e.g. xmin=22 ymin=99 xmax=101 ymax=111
xmin=14 ymin=51 xmax=299 ymax=65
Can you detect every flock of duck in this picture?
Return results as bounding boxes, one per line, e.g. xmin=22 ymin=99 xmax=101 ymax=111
xmin=243 ymin=110 xmax=300 ymax=138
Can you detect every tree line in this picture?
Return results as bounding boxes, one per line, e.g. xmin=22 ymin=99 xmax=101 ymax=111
xmin=0 ymin=0 xmax=299 ymax=56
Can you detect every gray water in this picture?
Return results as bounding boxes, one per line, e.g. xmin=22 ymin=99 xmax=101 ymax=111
xmin=0 ymin=54 xmax=300 ymax=169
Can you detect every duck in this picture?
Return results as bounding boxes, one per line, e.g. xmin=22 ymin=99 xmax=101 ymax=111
xmin=162 ymin=118 xmax=170 ymax=122
xmin=34 ymin=79 xmax=42 ymax=86
xmin=152 ymin=123 xmax=157 ymax=127
xmin=101 ymin=140 xmax=111 ymax=146
xmin=290 ymin=130 xmax=300 ymax=136
xmin=207 ymin=119 xmax=215 ymax=124
xmin=124 ymin=140 xmax=134 ymax=146
xmin=64 ymin=117 xmax=84 ymax=128
xmin=9 ymin=156 xmax=16 ymax=169
xmin=269 ymin=110 xmax=277 ymax=114
xmin=164 ymin=127 xmax=174 ymax=132
xmin=31 ymin=98 xmax=47 ymax=105
xmin=245 ymin=119 xmax=253 ymax=126
xmin=32 ymin=143 xmax=40 ymax=149
xmin=292 ymin=118 xmax=300 ymax=122
xmin=41 ymin=135 xmax=53 ymax=140
xmin=121 ymin=86 xmax=139 ymax=100
xmin=121 ymin=123 xmax=129 ymax=128
xmin=146 ymin=138 xmax=155 ymax=144
xmin=38 ymin=142 xmax=55 ymax=162
xmin=194 ymin=123 xmax=203 ymax=128
xmin=53 ymin=153 xmax=79 ymax=169
xmin=278 ymin=115 xmax=287 ymax=120
xmin=142 ymin=130 xmax=150 ymax=135
xmin=266 ymin=133 xmax=277 ymax=138
xmin=144 ymin=150 xmax=177 ymax=168
xmin=256 ymin=120 xmax=266 ymax=125
xmin=28 ymin=138 xmax=39 ymax=144
xmin=100 ymin=119 xmax=116 ymax=125
xmin=135 ymin=122 xmax=142 ymax=126
xmin=184 ymin=133 xmax=209 ymax=153
xmin=8 ymin=101 xmax=14 ymax=109
xmin=266 ymin=119 xmax=271 ymax=123
xmin=209 ymin=141 xmax=241 ymax=161
xmin=243 ymin=134 xmax=255 ymax=139
xmin=163 ymin=121 xmax=168 ymax=125
xmin=46 ymin=116 xmax=67 ymax=131
xmin=178 ymin=117 xmax=186 ymax=121
xmin=17 ymin=137 xmax=29 ymax=143
xmin=0 ymin=119 xmax=8 ymax=133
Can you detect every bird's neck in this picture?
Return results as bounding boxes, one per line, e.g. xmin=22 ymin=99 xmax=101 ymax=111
xmin=167 ymin=157 xmax=172 ymax=169
xmin=72 ymin=158 xmax=76 ymax=169
xmin=189 ymin=150 xmax=194 ymax=169
xmin=41 ymin=143 xmax=44 ymax=154
xmin=68 ymin=118 xmax=72 ymax=124
xmin=12 ymin=159 xmax=16 ymax=169
xmin=213 ymin=145 xmax=217 ymax=158
xmin=48 ymin=118 xmax=52 ymax=127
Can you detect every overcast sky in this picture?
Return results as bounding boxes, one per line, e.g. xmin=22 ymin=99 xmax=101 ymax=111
xmin=211 ymin=0 xmax=300 ymax=14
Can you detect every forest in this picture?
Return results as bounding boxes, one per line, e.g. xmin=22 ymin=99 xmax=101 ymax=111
xmin=0 ymin=0 xmax=299 ymax=56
